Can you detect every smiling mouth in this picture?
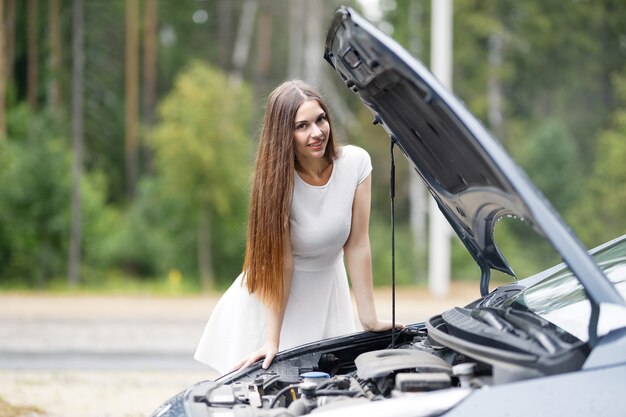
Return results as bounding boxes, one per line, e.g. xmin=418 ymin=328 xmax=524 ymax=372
xmin=308 ymin=139 xmax=325 ymax=148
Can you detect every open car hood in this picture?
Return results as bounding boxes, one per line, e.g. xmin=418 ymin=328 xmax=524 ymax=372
xmin=324 ymin=7 xmax=624 ymax=308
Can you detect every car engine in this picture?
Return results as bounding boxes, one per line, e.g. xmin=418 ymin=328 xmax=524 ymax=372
xmin=164 ymin=327 xmax=487 ymax=417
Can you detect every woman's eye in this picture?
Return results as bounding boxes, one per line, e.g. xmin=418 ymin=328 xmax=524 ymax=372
xmin=317 ymin=115 xmax=326 ymax=124
xmin=296 ymin=123 xmax=306 ymax=130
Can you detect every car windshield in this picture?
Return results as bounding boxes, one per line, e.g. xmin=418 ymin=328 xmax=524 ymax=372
xmin=506 ymin=236 xmax=626 ymax=342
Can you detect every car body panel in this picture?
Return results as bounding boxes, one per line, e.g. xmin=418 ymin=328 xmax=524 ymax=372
xmin=444 ymin=362 xmax=626 ymax=417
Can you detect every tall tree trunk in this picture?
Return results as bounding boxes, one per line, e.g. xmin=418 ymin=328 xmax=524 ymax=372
xmin=303 ymin=0 xmax=322 ymax=86
xmin=5 ymin=0 xmax=15 ymax=98
xmin=288 ymin=0 xmax=305 ymax=78
xmin=254 ymin=0 xmax=272 ymax=94
xmin=197 ymin=204 xmax=215 ymax=290
xmin=0 ymin=0 xmax=6 ymax=138
xmin=68 ymin=0 xmax=84 ymax=287
xmin=142 ymin=0 xmax=157 ymax=126
xmin=125 ymin=0 xmax=139 ymax=199
xmin=4 ymin=0 xmax=15 ymax=86
xmin=230 ymin=0 xmax=257 ymax=84
xmin=48 ymin=0 xmax=62 ymax=109
xmin=27 ymin=0 xmax=39 ymax=110
xmin=217 ymin=0 xmax=232 ymax=71
xmin=141 ymin=0 xmax=157 ymax=173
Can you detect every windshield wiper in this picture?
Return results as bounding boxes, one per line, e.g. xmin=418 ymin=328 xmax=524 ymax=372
xmin=471 ymin=308 xmax=566 ymax=355
xmin=470 ymin=309 xmax=517 ymax=334
xmin=502 ymin=309 xmax=567 ymax=354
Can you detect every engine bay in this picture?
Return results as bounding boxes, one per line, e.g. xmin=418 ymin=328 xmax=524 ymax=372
xmin=169 ymin=291 xmax=590 ymax=417
xmin=179 ymin=326 xmax=498 ymax=417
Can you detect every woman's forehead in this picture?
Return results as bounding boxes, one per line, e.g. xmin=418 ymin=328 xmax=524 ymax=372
xmin=294 ymin=100 xmax=324 ymax=121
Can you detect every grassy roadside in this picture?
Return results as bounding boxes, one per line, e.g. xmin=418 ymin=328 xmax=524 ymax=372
xmin=0 ymin=397 xmax=46 ymax=417
xmin=0 ymin=274 xmax=206 ymax=297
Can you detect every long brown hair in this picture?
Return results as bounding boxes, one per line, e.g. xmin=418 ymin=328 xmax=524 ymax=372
xmin=243 ymin=80 xmax=338 ymax=307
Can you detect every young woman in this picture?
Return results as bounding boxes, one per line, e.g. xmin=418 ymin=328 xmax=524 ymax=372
xmin=194 ymin=80 xmax=400 ymax=374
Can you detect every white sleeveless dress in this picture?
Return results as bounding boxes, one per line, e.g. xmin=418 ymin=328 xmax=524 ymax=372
xmin=194 ymin=145 xmax=372 ymax=374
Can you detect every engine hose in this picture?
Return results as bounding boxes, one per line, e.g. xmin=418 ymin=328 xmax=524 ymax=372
xmin=315 ymin=390 xmax=361 ymax=397
xmin=269 ymin=385 xmax=300 ymax=409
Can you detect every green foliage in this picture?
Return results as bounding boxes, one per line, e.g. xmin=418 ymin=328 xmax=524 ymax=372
xmin=0 ymin=106 xmax=111 ymax=287
xmin=6 ymin=1 xmax=626 ymax=292
xmin=151 ymin=62 xmax=253 ymax=215
xmin=87 ymin=175 xmax=246 ymax=288
xmin=453 ymin=0 xmax=510 ymax=124
xmin=512 ymin=118 xmax=582 ymax=214
xmin=382 ymin=0 xmax=430 ymax=59
xmin=450 ymin=236 xmax=480 ymax=281
xmin=570 ymin=70 xmax=626 ymax=247
xmin=148 ymin=62 xmax=253 ymax=286
xmin=501 ymin=1 xmax=624 ymax=166
xmin=492 ymin=218 xmax=561 ymax=279
xmin=369 ymin=218 xmax=420 ymax=287
xmin=0 ymin=140 xmax=69 ymax=286
xmin=87 ymin=179 xmax=173 ymax=281
xmin=77 ymin=171 xmax=119 ymax=282
xmin=0 ymin=106 xmax=70 ymax=286
xmin=82 ymin=1 xmax=127 ymax=201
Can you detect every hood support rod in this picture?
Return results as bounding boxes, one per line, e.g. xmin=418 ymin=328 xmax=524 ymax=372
xmin=479 ymin=260 xmax=491 ymax=297
xmin=390 ymin=137 xmax=397 ymax=348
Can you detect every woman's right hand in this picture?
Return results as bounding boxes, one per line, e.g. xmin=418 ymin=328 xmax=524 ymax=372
xmin=231 ymin=342 xmax=279 ymax=372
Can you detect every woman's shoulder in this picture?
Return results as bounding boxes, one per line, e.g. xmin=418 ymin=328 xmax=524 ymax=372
xmin=336 ymin=145 xmax=372 ymax=184
xmin=337 ymin=144 xmax=370 ymax=162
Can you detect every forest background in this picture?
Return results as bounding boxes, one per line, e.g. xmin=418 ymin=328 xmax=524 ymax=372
xmin=1 ymin=0 xmax=626 ymax=293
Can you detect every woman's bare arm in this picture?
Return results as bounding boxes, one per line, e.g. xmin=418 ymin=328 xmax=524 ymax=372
xmin=344 ymin=174 xmax=403 ymax=331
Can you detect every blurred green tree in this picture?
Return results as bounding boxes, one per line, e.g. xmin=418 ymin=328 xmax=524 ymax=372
xmin=514 ymin=118 xmax=582 ymax=214
xmin=0 ymin=105 xmax=110 ymax=287
xmin=572 ymin=70 xmax=626 ymax=247
xmin=149 ymin=62 xmax=253 ymax=289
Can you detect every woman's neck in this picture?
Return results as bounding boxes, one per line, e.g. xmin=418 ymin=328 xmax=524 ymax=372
xmin=295 ymin=157 xmax=333 ymax=186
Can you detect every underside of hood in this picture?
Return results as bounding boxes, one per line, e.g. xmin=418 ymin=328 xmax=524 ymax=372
xmin=323 ymin=6 xmax=624 ymax=309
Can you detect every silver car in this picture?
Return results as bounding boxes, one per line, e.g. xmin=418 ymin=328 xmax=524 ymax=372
xmin=151 ymin=7 xmax=626 ymax=417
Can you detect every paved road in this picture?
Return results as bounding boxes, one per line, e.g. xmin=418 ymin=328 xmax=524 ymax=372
xmin=0 ymin=318 xmax=206 ymax=370
xmin=0 ymin=294 xmax=223 ymax=416
xmin=0 ymin=294 xmax=216 ymax=372
xmin=0 ymin=285 xmax=477 ymax=371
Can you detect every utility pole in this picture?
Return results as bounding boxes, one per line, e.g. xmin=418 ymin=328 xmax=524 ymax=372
xmin=428 ymin=0 xmax=453 ymax=297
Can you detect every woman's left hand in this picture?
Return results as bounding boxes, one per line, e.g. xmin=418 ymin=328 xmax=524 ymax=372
xmin=230 ymin=341 xmax=279 ymax=372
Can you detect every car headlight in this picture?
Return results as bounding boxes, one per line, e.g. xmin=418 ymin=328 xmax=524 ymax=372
xmin=150 ymin=391 xmax=186 ymax=417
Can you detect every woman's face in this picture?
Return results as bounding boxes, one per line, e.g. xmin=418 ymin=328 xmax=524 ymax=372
xmin=292 ymin=99 xmax=330 ymax=163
